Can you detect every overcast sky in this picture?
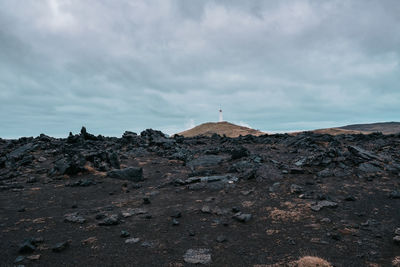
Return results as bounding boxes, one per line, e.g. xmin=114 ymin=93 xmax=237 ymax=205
xmin=1 ymin=0 xmax=399 ymax=138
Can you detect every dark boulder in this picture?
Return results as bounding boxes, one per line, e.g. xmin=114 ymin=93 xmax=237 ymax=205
xmin=186 ymin=155 xmax=224 ymax=171
xmin=98 ymin=214 xmax=120 ymax=226
xmin=67 ymin=132 xmax=81 ymax=144
xmin=348 ymin=146 xmax=380 ymax=161
xmin=52 ymin=241 xmax=69 ymax=252
xmin=38 ymin=133 xmax=52 ymax=142
xmin=7 ymin=143 xmax=34 ymax=161
xmin=310 ymin=200 xmax=338 ymax=211
xmin=53 ymin=154 xmax=86 ymax=175
xmin=108 ymin=151 xmax=120 ymax=169
xmin=107 ymin=167 xmax=144 ymax=182
xmin=230 ymin=146 xmax=249 ymax=160
xmin=358 ymin=162 xmax=381 ymax=173
xmin=233 ymin=212 xmax=252 ymax=223
xmin=80 ymin=126 xmax=98 ymax=141
xmin=0 ymin=157 xmax=5 ymax=168
xmin=19 ymin=240 xmax=36 ymax=253
xmin=122 ymin=131 xmax=137 ymax=139
xmin=389 ymin=190 xmax=400 ymax=199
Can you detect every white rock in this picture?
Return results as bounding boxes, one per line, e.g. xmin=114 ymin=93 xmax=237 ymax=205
xmin=183 ymin=248 xmax=212 ymax=264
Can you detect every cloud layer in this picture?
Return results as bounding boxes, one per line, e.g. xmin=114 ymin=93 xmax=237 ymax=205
xmin=1 ymin=0 xmax=399 ymax=138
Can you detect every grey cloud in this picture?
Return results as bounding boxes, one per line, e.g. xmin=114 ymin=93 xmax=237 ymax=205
xmin=0 ymin=0 xmax=399 ymax=138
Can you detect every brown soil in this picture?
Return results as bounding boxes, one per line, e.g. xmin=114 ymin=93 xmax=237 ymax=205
xmin=177 ymin=121 xmax=266 ymax=138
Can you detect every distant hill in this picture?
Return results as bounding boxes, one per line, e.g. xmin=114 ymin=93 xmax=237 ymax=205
xmin=309 ymin=122 xmax=400 ymax=135
xmin=176 ymin=121 xmax=266 ymax=138
xmin=338 ymin=122 xmax=400 ymax=134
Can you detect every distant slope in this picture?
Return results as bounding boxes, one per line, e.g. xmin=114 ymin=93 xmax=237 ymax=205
xmin=176 ymin=121 xmax=266 ymax=138
xmin=309 ymin=128 xmax=366 ymax=135
xmin=338 ymin=122 xmax=400 ymax=134
xmin=307 ymin=122 xmax=400 ymax=135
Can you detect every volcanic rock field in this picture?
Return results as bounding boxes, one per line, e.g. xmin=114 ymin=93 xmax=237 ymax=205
xmin=1 ymin=127 xmax=400 ymax=266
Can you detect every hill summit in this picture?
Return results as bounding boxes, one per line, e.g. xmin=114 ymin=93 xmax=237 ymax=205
xmin=176 ymin=121 xmax=266 ymax=138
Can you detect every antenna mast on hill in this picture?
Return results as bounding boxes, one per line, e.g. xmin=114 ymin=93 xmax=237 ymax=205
xmin=219 ymin=108 xmax=223 ymax=122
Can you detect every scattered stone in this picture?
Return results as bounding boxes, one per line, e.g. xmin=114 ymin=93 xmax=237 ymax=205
xmin=95 ymin=213 xmax=107 ymax=220
xmin=216 ymin=235 xmax=227 ymax=243
xmin=348 ymin=146 xmax=380 ymax=160
xmin=230 ymin=146 xmax=249 ymax=160
xmin=121 ymin=208 xmax=148 ymax=218
xmin=80 ymin=126 xmax=98 ymax=141
xmin=233 ymin=212 xmax=252 ymax=223
xmin=66 ymin=179 xmax=96 ymax=187
xmin=81 ymin=237 xmax=97 ymax=245
xmin=232 ymin=207 xmax=240 ymax=213
xmin=108 ymin=151 xmax=120 ymax=169
xmin=294 ymin=158 xmax=307 ymax=167
xmin=170 ymin=211 xmax=181 ymax=218
xmin=289 ymin=168 xmax=305 ymax=174
xmin=107 ymin=167 xmax=144 ymax=182
xmin=64 ymin=212 xmax=86 ymax=224
xmin=38 ymin=156 xmax=47 ymax=162
xmin=240 ymin=189 xmax=254 ymax=196
xmin=358 ymin=162 xmax=381 ymax=173
xmin=7 ymin=143 xmax=34 ymax=160
xmin=345 ymin=195 xmax=356 ymax=201
xmin=201 ymin=206 xmax=211 ymax=213
xmin=188 ymin=230 xmax=196 ymax=236
xmin=141 ymin=241 xmax=153 ymax=248
xmin=125 ymin=238 xmax=140 ymax=244
xmin=389 ymin=190 xmax=400 ymax=199
xmin=19 ymin=240 xmax=36 ymax=254
xmin=328 ymin=232 xmax=341 ymax=241
xmin=26 ymin=177 xmax=37 ymax=183
xmin=185 ymin=175 xmax=238 ymax=191
xmin=311 ymin=200 xmax=338 ymax=211
xmin=98 ymin=214 xmax=119 ymax=226
xmin=187 ymin=155 xmax=224 ymax=170
xmin=27 ymin=254 xmax=40 ymax=261
xmin=120 ymin=230 xmax=130 ymax=238
xmin=52 ymin=241 xmax=69 ymax=252
xmin=18 ymin=207 xmax=26 ymax=212
xmin=14 ymin=256 xmax=24 ymax=263
xmin=321 ymin=218 xmax=332 ymax=223
xmin=183 ymin=249 xmax=212 ymax=264
xmin=290 ymin=184 xmax=303 ymax=194
xmin=53 ymin=154 xmax=86 ymax=175
xmin=143 ymin=197 xmax=151 ymax=204
xmin=269 ymin=182 xmax=281 ymax=192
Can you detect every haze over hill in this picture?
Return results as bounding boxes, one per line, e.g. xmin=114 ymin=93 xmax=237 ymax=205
xmin=177 ymin=121 xmax=266 ymax=138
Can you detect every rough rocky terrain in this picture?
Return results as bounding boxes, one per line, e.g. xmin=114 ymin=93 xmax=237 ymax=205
xmin=1 ymin=127 xmax=400 ymax=266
